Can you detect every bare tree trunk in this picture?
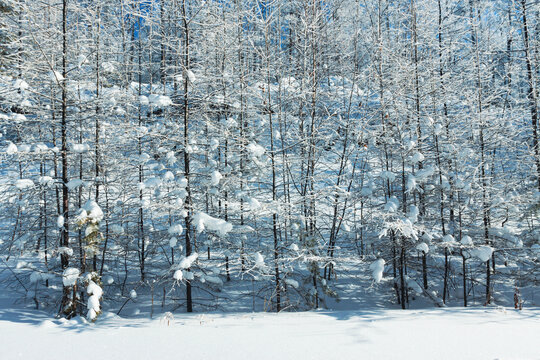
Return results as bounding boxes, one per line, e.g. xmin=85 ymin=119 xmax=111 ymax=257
xmin=521 ymin=0 xmax=540 ymax=192
xmin=182 ymin=0 xmax=193 ymax=313
xmin=60 ymin=0 xmax=73 ymax=317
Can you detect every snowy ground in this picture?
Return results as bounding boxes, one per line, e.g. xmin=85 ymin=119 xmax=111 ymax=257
xmin=1 ymin=255 xmax=538 ymax=359
xmin=0 ymin=305 xmax=539 ymax=359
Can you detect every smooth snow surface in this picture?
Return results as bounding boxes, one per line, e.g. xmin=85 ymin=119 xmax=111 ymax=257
xmin=0 ymin=307 xmax=538 ymax=360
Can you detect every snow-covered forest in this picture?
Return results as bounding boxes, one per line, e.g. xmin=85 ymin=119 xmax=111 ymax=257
xmin=1 ymin=0 xmax=540 ymax=326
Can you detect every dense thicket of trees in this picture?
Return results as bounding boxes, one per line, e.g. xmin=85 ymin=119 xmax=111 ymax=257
xmin=1 ymin=0 xmax=539 ymax=317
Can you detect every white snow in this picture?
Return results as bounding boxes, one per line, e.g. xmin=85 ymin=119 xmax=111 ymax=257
xmin=406 ymin=276 xmax=423 ymax=293
xmin=86 ymin=281 xmax=103 ymax=321
xmin=173 ymin=269 xmax=183 ymax=281
xmin=144 ymin=177 xmax=162 ymax=188
xmin=14 ymin=79 xmax=29 ymax=90
xmin=168 ymin=223 xmax=183 ymax=235
xmin=380 ymin=171 xmax=396 ymax=183
xmin=410 ymin=151 xmax=424 ymax=163
xmin=415 ymin=166 xmax=435 ymax=182
xmin=82 ymin=200 xmax=104 ymax=223
xmin=204 ymin=275 xmax=223 ymax=286
xmin=384 ymin=196 xmax=399 ymax=213
xmin=49 ymin=70 xmax=65 ymax=82
xmin=210 ymin=138 xmax=219 ymax=150
xmin=29 ymin=271 xmax=53 ymax=283
xmin=130 ymin=290 xmax=137 ymax=299
xmin=62 ymin=268 xmax=80 ymax=286
xmin=57 ymin=215 xmax=64 ymax=228
xmin=246 ymin=197 xmax=261 ymax=210
xmin=416 ymin=242 xmax=429 ymax=254
xmin=11 ymin=113 xmax=26 ymax=122
xmin=406 ymin=175 xmax=416 ymax=193
xmin=472 ymin=245 xmax=494 ymax=262
xmin=284 ymin=278 xmax=299 ymax=289
xmin=0 ymin=308 xmax=539 ymax=360
xmin=369 ymin=259 xmax=385 ymax=283
xmin=58 ymin=247 xmax=73 ymax=257
xmin=192 ymin=212 xmax=232 ymax=237
xmin=148 ymin=94 xmax=172 ymax=107
xmin=183 ymin=271 xmax=194 ymax=281
xmin=111 ymin=224 xmax=124 ymax=235
xmin=254 ymin=252 xmax=265 ymax=269
xmin=441 ymin=234 xmax=457 ymax=247
xmin=71 ymin=143 xmax=90 ymax=153
xmin=185 ymin=69 xmax=196 ymax=83
xmin=210 ymin=170 xmax=222 ymax=186
xmin=246 ymin=143 xmax=265 ymax=158
xmin=163 ymin=171 xmax=175 ymax=182
xmin=77 ymin=55 xmax=87 ymax=67
xmin=38 ymin=176 xmax=54 ymax=187
xmin=139 ymin=95 xmax=149 ymax=105
xmin=489 ymin=227 xmax=523 ymax=248
xmin=177 ymin=177 xmax=188 ymax=188
xmin=66 ymin=179 xmax=84 ymax=190
xmin=461 ymin=235 xmax=473 ymax=246
xmin=15 ymin=179 xmax=34 ymax=190
xmin=6 ymin=142 xmax=17 ymax=154
xmin=434 ymin=123 xmax=443 ymax=135
xmin=87 ymin=281 xmax=103 ymax=298
xmin=101 ymin=62 xmax=116 ymax=73
xmin=178 ymin=253 xmax=198 ymax=270
xmin=408 ymin=205 xmax=419 ymax=223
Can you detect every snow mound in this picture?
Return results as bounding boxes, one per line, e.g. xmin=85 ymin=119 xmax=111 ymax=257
xmin=66 ymin=179 xmax=84 ymax=190
xmin=370 ymin=259 xmax=385 ymax=283
xmin=384 ymin=196 xmax=399 ymax=212
xmin=410 ymin=151 xmax=424 ymax=164
xmin=82 ymin=200 xmax=104 ymax=223
xmin=144 ymin=177 xmax=162 ymax=188
xmin=6 ymin=142 xmax=17 ymax=154
xmin=254 ymin=252 xmax=265 ymax=269
xmin=178 ymin=253 xmax=198 ymax=270
xmin=285 ymin=278 xmax=299 ymax=289
xmin=148 ymin=94 xmax=172 ymax=107
xmin=62 ymin=268 xmax=80 ymax=286
xmin=489 ymin=227 xmax=523 ymax=248
xmin=168 ymin=223 xmax=184 ymax=235
xmin=173 ymin=269 xmax=183 ymax=281
xmin=380 ymin=171 xmax=396 ymax=182
xmin=210 ymin=170 xmax=222 ymax=186
xmin=247 ymin=143 xmax=265 ymax=158
xmin=416 ymin=242 xmax=429 ymax=254
xmin=15 ymin=179 xmax=34 ymax=190
xmin=461 ymin=235 xmax=473 ymax=246
xmin=472 ymin=245 xmax=494 ymax=262
xmin=57 ymin=215 xmax=64 ymax=228
xmin=71 ymin=143 xmax=90 ymax=153
xmin=192 ymin=212 xmax=232 ymax=237
xmin=38 ymin=176 xmax=54 ymax=187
